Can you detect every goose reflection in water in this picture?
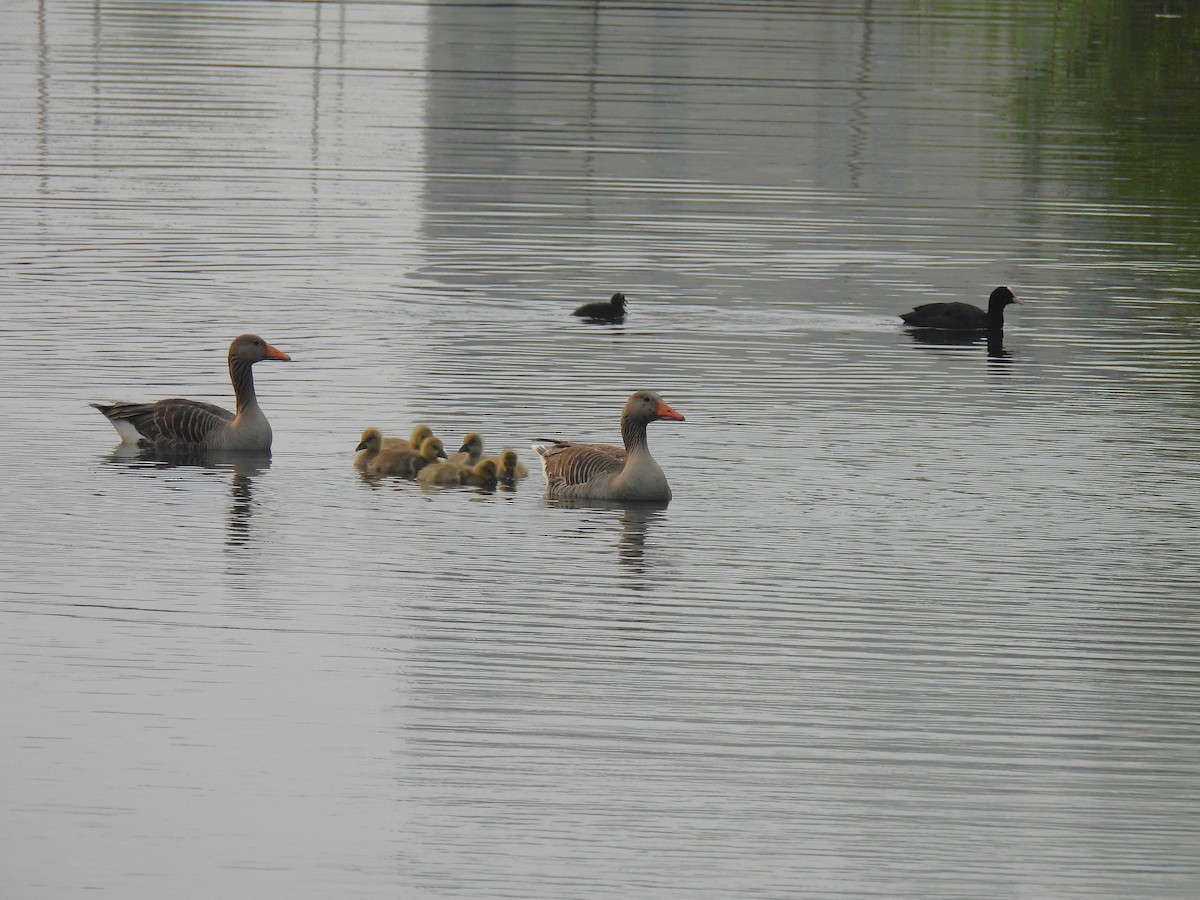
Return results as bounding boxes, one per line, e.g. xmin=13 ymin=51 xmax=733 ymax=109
xmin=103 ymin=446 xmax=272 ymax=548
xmin=546 ymin=498 xmax=669 ymax=586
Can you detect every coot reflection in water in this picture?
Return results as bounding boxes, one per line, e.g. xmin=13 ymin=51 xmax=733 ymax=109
xmin=905 ymin=327 xmax=1012 ymax=361
xmin=103 ymin=446 xmax=272 ymax=549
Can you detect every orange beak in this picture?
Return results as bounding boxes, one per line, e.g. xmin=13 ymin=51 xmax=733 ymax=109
xmin=265 ymin=344 xmax=291 ymax=361
xmin=656 ymin=399 xmax=685 ymax=422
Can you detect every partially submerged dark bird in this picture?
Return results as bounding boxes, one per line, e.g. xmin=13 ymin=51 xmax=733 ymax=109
xmin=533 ymin=390 xmax=685 ymax=503
xmin=572 ymin=292 xmax=627 ymax=322
xmin=92 ymin=334 xmax=292 ymax=452
xmin=900 ymin=286 xmax=1020 ymax=331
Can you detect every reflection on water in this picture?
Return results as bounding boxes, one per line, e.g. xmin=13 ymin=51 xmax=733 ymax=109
xmin=546 ymin=497 xmax=668 ymax=586
xmin=103 ymin=446 xmax=271 ymax=549
xmin=905 ymin=326 xmax=1012 ymax=362
xmin=4 ymin=1 xmax=1200 ymax=898
xmin=1016 ymin=4 xmax=1200 ymax=250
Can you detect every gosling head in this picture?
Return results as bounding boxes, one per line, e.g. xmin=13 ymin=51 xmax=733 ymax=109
xmin=410 ymin=424 xmax=434 ymax=447
xmin=472 ymin=458 xmax=499 ymax=484
xmin=458 ymin=432 xmax=484 ymax=458
xmin=498 ymin=448 xmax=519 ymax=477
xmin=356 ymin=427 xmax=383 ymax=452
xmin=420 ymin=436 xmax=448 ymax=461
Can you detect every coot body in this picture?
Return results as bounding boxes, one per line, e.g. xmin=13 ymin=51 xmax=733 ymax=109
xmin=572 ymin=292 xmax=627 ymax=322
xmin=900 ymin=286 xmax=1019 ymax=331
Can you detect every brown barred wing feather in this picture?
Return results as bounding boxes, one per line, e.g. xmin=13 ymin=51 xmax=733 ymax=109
xmin=152 ymin=399 xmax=235 ymax=447
xmin=537 ymin=441 xmax=626 ymax=498
xmin=93 ymin=399 xmax=234 ymax=448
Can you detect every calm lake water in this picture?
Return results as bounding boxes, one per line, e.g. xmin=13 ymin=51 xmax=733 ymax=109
xmin=3 ymin=1 xmax=1200 ymax=897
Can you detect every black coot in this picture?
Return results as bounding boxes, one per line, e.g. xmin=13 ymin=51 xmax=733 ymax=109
xmin=900 ymin=286 xmax=1019 ymax=330
xmin=572 ymin=292 xmax=627 ymax=322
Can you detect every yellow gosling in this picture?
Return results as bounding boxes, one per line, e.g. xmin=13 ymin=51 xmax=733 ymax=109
xmin=448 ymin=432 xmax=484 ymax=467
xmin=380 ymin=423 xmax=434 ymax=451
xmin=492 ymin=448 xmax=528 ymax=482
xmin=367 ymin=435 xmax=446 ymax=477
xmin=416 ymin=460 xmax=466 ymax=486
xmin=464 ymin=458 xmax=499 ymax=487
xmin=355 ymin=428 xmax=384 ymax=471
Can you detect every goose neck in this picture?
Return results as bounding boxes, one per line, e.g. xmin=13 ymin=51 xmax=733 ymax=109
xmin=621 ymin=414 xmax=650 ymax=454
xmin=229 ymin=355 xmax=258 ymax=412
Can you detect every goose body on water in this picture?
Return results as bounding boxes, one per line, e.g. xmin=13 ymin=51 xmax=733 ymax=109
xmin=572 ymin=292 xmax=627 ymax=322
xmin=533 ymin=390 xmax=685 ymax=502
xmin=92 ymin=334 xmax=291 ymax=452
xmin=900 ymin=286 xmax=1020 ymax=331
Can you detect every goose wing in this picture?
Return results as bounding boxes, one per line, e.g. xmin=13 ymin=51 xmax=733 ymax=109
xmin=93 ymin=398 xmax=234 ymax=447
xmin=535 ymin=440 xmax=625 ymax=489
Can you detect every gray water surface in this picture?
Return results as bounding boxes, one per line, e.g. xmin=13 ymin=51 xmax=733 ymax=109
xmin=3 ymin=2 xmax=1200 ymax=898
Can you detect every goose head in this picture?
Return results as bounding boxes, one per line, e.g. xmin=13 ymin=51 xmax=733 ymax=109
xmin=231 ymin=333 xmax=291 ymax=364
xmin=624 ymin=390 xmax=685 ymax=425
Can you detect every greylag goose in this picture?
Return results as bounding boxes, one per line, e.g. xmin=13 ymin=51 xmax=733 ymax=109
xmin=367 ymin=435 xmax=446 ymax=477
xmin=900 ymin=286 xmax=1020 ymax=331
xmin=533 ymin=390 xmax=684 ymax=502
xmin=492 ymin=448 xmax=528 ymax=483
xmin=92 ymin=334 xmax=291 ymax=452
xmin=572 ymin=292 xmax=627 ymax=322
xmin=448 ymin=432 xmax=484 ymax=468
